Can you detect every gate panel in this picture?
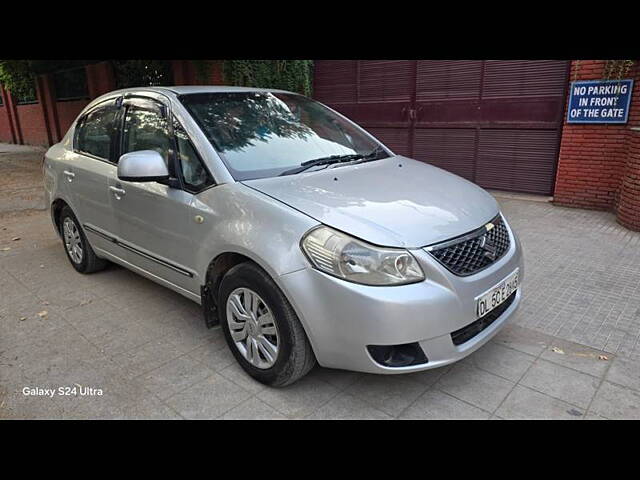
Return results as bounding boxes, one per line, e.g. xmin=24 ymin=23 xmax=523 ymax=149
xmin=413 ymin=128 xmax=476 ymax=181
xmin=476 ymin=129 xmax=559 ymax=194
xmin=366 ymin=127 xmax=411 ymax=157
xmin=314 ymin=60 xmax=357 ymax=105
xmin=313 ymin=60 xmax=569 ymax=195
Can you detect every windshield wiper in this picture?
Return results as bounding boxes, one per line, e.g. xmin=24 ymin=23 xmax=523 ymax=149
xmin=279 ymin=154 xmax=363 ymax=176
xmin=279 ymin=146 xmax=387 ymax=176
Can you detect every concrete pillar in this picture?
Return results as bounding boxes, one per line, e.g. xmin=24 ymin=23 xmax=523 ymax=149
xmin=0 ymin=85 xmax=19 ymax=144
xmin=37 ymin=74 xmax=60 ymax=144
xmin=5 ymin=87 xmax=23 ymax=145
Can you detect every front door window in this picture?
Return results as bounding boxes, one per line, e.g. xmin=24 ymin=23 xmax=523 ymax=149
xmin=122 ymin=106 xmax=171 ymax=168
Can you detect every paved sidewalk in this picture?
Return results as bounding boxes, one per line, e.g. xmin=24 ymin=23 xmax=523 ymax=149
xmin=0 ymin=144 xmax=46 ymax=215
xmin=1 ymin=145 xmax=640 ymax=419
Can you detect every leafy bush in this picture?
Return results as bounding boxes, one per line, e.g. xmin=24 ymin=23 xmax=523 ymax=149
xmin=0 ymin=60 xmax=36 ymax=98
xmin=112 ymin=60 xmax=174 ymax=88
xmin=222 ymin=60 xmax=313 ymax=96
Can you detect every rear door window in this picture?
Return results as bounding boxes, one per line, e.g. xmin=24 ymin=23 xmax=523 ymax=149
xmin=76 ymin=104 xmax=119 ymax=161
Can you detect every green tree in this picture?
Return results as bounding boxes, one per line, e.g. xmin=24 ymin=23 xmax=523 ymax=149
xmin=222 ymin=60 xmax=313 ymax=96
xmin=0 ymin=60 xmax=35 ymax=98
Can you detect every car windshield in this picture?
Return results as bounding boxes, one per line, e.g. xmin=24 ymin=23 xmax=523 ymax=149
xmin=179 ymin=91 xmax=386 ymax=180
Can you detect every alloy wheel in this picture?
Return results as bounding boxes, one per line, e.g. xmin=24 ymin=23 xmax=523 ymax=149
xmin=63 ymin=217 xmax=83 ymax=264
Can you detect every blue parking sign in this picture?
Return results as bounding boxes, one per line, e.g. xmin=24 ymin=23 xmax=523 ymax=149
xmin=567 ymin=79 xmax=633 ymax=124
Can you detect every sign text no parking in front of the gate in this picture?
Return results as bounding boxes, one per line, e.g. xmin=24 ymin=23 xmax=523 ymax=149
xmin=567 ymin=79 xmax=633 ymax=124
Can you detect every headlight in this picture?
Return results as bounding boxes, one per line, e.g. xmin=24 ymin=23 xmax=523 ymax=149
xmin=301 ymin=226 xmax=425 ymax=286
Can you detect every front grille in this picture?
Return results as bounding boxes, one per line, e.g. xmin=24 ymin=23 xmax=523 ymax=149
xmin=427 ymin=215 xmax=510 ymax=276
xmin=450 ymin=292 xmax=516 ymax=346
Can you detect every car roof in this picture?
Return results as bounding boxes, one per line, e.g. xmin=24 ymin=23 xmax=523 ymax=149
xmin=106 ymin=85 xmax=299 ymax=96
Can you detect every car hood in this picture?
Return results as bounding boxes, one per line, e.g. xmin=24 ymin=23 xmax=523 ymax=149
xmin=242 ymin=156 xmax=499 ymax=248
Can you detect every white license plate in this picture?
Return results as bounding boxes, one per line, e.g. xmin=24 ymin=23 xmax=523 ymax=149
xmin=476 ymin=269 xmax=519 ymax=319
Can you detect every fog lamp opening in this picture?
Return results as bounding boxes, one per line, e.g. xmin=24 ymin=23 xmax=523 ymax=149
xmin=367 ymin=342 xmax=428 ymax=368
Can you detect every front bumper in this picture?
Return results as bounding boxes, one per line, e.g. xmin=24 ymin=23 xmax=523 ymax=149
xmin=278 ymin=219 xmax=524 ymax=374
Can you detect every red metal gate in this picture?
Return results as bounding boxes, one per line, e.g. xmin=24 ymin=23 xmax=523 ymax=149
xmin=313 ymin=60 xmax=569 ymax=195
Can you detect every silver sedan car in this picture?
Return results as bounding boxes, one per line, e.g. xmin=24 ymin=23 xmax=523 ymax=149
xmin=44 ymin=86 xmax=523 ymax=386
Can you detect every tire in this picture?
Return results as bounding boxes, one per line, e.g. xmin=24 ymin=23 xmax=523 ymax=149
xmin=59 ymin=206 xmax=107 ymax=274
xmin=218 ymin=262 xmax=316 ymax=387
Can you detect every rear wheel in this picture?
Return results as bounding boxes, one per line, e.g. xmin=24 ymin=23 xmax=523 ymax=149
xmin=59 ymin=206 xmax=107 ymax=274
xmin=218 ymin=262 xmax=316 ymax=387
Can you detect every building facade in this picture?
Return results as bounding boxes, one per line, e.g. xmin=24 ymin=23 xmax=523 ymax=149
xmin=0 ymin=59 xmax=638 ymax=230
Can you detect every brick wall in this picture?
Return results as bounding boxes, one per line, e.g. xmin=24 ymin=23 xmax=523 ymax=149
xmin=618 ymin=130 xmax=640 ymax=230
xmin=15 ymin=103 xmax=49 ymax=146
xmin=554 ymin=60 xmax=640 ymax=212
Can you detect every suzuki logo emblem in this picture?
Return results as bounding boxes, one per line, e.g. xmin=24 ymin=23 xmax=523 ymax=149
xmin=479 ymin=235 xmax=497 ymax=260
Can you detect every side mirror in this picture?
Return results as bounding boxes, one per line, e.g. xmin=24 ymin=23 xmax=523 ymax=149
xmin=117 ymin=150 xmax=170 ymax=182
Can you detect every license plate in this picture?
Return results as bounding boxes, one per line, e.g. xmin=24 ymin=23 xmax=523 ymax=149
xmin=476 ymin=269 xmax=519 ymax=319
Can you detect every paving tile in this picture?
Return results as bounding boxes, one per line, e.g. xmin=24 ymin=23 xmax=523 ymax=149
xmin=0 ymin=304 xmax=69 ymax=351
xmin=0 ymin=275 xmax=32 ymax=304
xmin=35 ymin=283 xmax=103 ymax=311
xmin=491 ymin=323 xmax=551 ymax=356
xmin=520 ymin=359 xmax=600 ymax=409
xmin=309 ymin=367 xmax=363 ymax=391
xmin=589 ymin=381 xmax=640 ymax=420
xmin=495 ymin=385 xmax=585 ymax=420
xmin=218 ymin=361 xmax=266 ymax=394
xmin=345 ymin=374 xmax=427 ymax=417
xmin=70 ymin=308 xmax=133 ymax=341
xmin=22 ymin=350 xmax=116 ymax=391
xmin=139 ymin=355 xmax=215 ymax=400
xmin=257 ymin=375 xmax=339 ymax=419
xmin=307 ymin=392 xmax=393 ymax=420
xmin=90 ymin=321 xmax=166 ymax=357
xmin=221 ymin=396 xmax=286 ymax=420
xmin=187 ymin=341 xmax=236 ymax=371
xmin=464 ymin=342 xmax=535 ymax=382
xmin=583 ymin=413 xmax=609 ymax=420
xmin=605 ymin=355 xmax=640 ymax=392
xmin=111 ymin=338 xmax=187 ymax=379
xmin=166 ymin=373 xmax=251 ymax=419
xmin=168 ymin=326 xmax=223 ymax=355
xmin=0 ymin=388 xmax=65 ymax=419
xmin=540 ymin=338 xmax=612 ymax=378
xmin=51 ymin=372 xmax=157 ymax=420
xmin=403 ymin=365 xmax=452 ymax=387
xmin=62 ymin=298 xmax=121 ymax=325
xmin=436 ymin=362 xmax=514 ymax=413
xmin=116 ymin=396 xmax=183 ymax=420
xmin=398 ymin=389 xmax=490 ymax=420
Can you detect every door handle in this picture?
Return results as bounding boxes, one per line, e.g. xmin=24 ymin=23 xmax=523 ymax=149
xmin=63 ymin=170 xmax=75 ymax=182
xmin=109 ymin=186 xmax=126 ymax=199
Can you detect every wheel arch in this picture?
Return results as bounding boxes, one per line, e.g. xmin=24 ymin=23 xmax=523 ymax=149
xmin=200 ymin=250 xmax=315 ymax=349
xmin=51 ymin=197 xmax=71 ymax=237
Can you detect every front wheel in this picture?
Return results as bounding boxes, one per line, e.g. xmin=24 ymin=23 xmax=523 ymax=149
xmin=218 ymin=262 xmax=316 ymax=387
